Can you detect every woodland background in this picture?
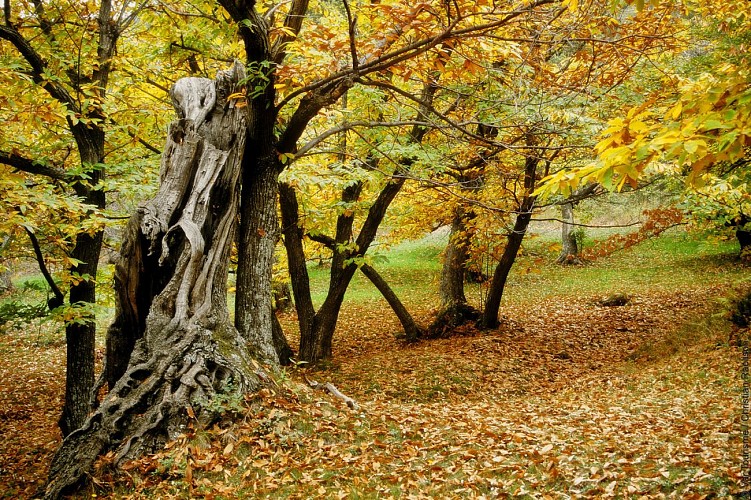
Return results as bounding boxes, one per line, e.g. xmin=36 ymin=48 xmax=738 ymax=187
xmin=0 ymin=0 xmax=750 ymax=497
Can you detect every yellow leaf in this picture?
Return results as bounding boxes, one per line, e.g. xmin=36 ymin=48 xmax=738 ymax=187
xmin=670 ymin=101 xmax=682 ymax=120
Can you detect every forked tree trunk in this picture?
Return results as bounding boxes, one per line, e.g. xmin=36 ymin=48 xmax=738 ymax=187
xmin=45 ymin=63 xmax=263 ymax=499
xmin=480 ymin=156 xmax=539 ymax=330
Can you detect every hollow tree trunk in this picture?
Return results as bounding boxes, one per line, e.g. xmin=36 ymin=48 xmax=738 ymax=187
xmin=556 ymin=200 xmax=581 ymax=265
xmin=45 ymin=64 xmax=262 ymax=499
xmin=480 ymin=156 xmax=539 ymax=330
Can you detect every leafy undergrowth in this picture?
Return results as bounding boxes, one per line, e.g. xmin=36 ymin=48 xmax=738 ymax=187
xmin=0 ymin=231 xmax=749 ymax=498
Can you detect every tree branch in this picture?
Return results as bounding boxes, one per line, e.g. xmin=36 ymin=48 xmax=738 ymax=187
xmin=342 ymin=0 xmax=358 ymax=73
xmin=271 ymin=0 xmax=310 ymax=65
xmin=307 ymin=232 xmax=336 ymax=249
xmin=23 ymin=226 xmax=65 ymax=309
xmin=0 ymin=25 xmax=78 ymax=111
xmin=275 ymin=0 xmax=556 ymax=111
xmin=0 ymin=150 xmax=68 ymax=181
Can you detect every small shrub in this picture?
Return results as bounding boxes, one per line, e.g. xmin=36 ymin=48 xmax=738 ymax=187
xmin=0 ymin=299 xmax=47 ymax=326
xmin=730 ymin=290 xmax=751 ymax=328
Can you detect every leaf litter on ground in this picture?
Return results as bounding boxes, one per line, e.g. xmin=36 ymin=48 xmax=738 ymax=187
xmin=0 ymin=232 xmax=749 ymax=498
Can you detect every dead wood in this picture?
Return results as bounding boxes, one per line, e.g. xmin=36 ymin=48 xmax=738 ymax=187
xmin=304 ymin=374 xmax=359 ymax=410
xmin=45 ymin=62 xmax=263 ymax=499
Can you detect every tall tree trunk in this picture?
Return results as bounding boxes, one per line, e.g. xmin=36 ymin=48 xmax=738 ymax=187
xmin=59 ymin=126 xmax=107 ymax=437
xmin=235 ymin=161 xmax=280 ymax=364
xmin=480 ymin=156 xmax=539 ymax=330
xmin=56 ymin=0 xmax=123 ymax=436
xmin=46 ymin=65 xmax=260 ymax=499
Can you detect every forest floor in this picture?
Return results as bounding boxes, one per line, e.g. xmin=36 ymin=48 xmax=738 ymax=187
xmin=0 ymin=228 xmax=749 ymax=498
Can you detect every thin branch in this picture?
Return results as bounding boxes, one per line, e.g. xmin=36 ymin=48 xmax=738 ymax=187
xmin=23 ymin=226 xmax=65 ymax=308
xmin=275 ymin=0 xmax=556 ymax=111
xmin=295 ymin=120 xmax=431 ymax=158
xmin=342 ymin=0 xmax=358 ymax=73
xmin=530 ymin=218 xmax=642 ymax=228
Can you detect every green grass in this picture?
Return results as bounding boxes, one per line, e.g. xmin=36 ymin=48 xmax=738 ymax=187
xmin=303 ymin=226 xmax=747 ymax=314
xmin=306 ymin=236 xmax=445 ymax=307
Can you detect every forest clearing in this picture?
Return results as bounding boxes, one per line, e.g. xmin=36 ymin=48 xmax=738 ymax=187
xmin=1 ymin=223 xmax=748 ymax=498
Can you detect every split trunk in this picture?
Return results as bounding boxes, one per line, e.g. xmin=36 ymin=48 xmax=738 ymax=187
xmin=46 ymin=64 xmax=263 ymax=499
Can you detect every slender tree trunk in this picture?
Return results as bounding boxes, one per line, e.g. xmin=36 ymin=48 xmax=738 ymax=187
xmin=556 ymin=200 xmax=581 ymax=265
xmin=59 ymin=128 xmax=106 ymax=436
xmin=59 ymin=231 xmax=103 ymax=436
xmin=360 ymin=263 xmax=423 ymax=341
xmin=279 ymin=182 xmax=317 ymax=339
xmin=56 ymin=0 xmax=123 ymax=436
xmin=46 ymin=65 xmax=259 ymax=499
xmin=235 ymin=161 xmax=280 ymax=364
xmin=440 ymin=207 xmax=470 ymax=307
xmin=480 ymin=156 xmax=539 ymax=329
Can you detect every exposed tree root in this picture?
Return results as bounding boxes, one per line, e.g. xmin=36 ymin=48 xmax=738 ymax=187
xmin=427 ymin=302 xmax=481 ymax=339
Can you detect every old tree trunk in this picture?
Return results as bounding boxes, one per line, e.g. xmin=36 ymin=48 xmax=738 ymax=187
xmin=45 ymin=64 xmax=264 ymax=499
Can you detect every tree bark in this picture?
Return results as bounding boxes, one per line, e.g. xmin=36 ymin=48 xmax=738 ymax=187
xmin=440 ymin=207 xmax=470 ymax=307
xmin=359 ymin=263 xmax=424 ymax=342
xmin=556 ymin=200 xmax=581 ymax=265
xmin=235 ymin=161 xmax=280 ymax=365
xmin=480 ymin=155 xmax=539 ymax=329
xmin=46 ymin=64 xmax=261 ymax=499
xmin=56 ymin=1 xmax=119 ymax=435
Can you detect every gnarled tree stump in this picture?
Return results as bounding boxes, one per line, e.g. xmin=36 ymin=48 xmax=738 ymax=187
xmin=45 ymin=63 xmax=263 ymax=499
